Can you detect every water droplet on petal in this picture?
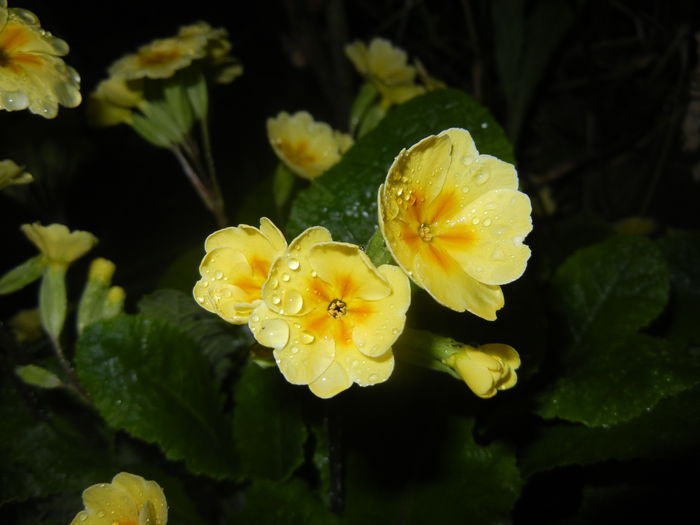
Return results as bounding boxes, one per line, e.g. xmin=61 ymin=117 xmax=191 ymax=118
xmin=311 ymin=270 xmax=318 ymax=278
xmin=283 ymin=290 xmax=304 ymax=315
xmin=269 ymin=278 xmax=279 ymax=289
xmin=472 ymin=217 xmax=480 ymax=225
xmin=281 ymin=273 xmax=291 ymax=282
xmin=215 ymin=271 xmax=223 ymax=280
xmin=461 ymin=186 xmax=470 ymax=193
xmin=291 ymin=346 xmax=299 ymax=354
xmin=481 ymin=122 xmax=489 ymax=128
xmin=368 ymin=374 xmax=379 ymax=383
xmin=79 ymin=513 xmax=88 ymax=522
xmin=97 ymin=511 xmax=106 ymax=518
xmin=196 ymin=296 xmax=204 ymax=303
xmin=271 ymin=295 xmax=281 ymax=305
xmin=483 ymin=218 xmax=492 ymax=227
xmin=301 ymin=331 xmax=315 ymax=344
xmin=474 ymin=171 xmax=490 ymax=185
xmin=251 ymin=314 xmax=260 ymax=322
xmin=491 ymin=248 xmax=505 ymax=261
xmin=287 ymin=258 xmax=300 ymax=270
xmin=257 ymin=318 xmax=290 ymax=348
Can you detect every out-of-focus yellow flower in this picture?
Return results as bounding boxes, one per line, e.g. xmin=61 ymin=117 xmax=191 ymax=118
xmin=70 ymin=472 xmax=168 ymax=525
xmin=249 ymin=226 xmax=411 ymax=398
xmin=378 ymin=128 xmax=532 ymax=320
xmin=0 ymin=0 xmax=81 ymax=118
xmin=87 ymin=75 xmax=144 ymax=126
xmin=194 ymin=217 xmax=287 ymax=324
xmin=345 ymin=37 xmax=425 ymax=107
xmin=267 ymin=111 xmax=353 ymax=180
xmin=176 ymin=21 xmax=242 ymax=84
xmin=442 ymin=343 xmax=520 ymax=398
xmin=20 ymin=222 xmax=97 ymax=267
xmin=414 ymin=59 xmax=446 ymax=91
xmin=0 ymin=159 xmax=32 ymax=189
xmin=8 ymin=307 xmax=41 ymax=342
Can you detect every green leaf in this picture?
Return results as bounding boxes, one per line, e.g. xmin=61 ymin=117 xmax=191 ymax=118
xmin=343 ymin=417 xmax=522 ymax=524
xmin=232 ymin=362 xmax=307 ymax=480
xmin=0 ymin=254 xmax=44 ymax=295
xmin=0 ymin=379 xmax=115 ymax=504
xmin=552 ymin=235 xmax=669 ymax=348
xmin=287 ymin=88 xmax=513 ymax=244
xmin=138 ymin=289 xmax=252 ymax=383
xmin=521 ymin=386 xmax=700 ymax=477
xmin=15 ymin=364 xmax=63 ymax=389
xmin=235 ymin=479 xmax=338 ymax=525
xmin=75 ymin=314 xmax=237 ymax=479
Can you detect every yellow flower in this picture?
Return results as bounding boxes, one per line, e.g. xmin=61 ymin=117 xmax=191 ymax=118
xmin=194 ymin=217 xmax=287 ymax=324
xmin=0 ymin=0 xmax=81 ymax=118
xmin=345 ymin=37 xmax=425 ymax=106
xmin=267 ymin=111 xmax=353 ymax=180
xmin=378 ymin=128 xmax=532 ymax=320
xmin=249 ymin=226 xmax=411 ymax=398
xmin=70 ymin=472 xmax=168 ymax=525
xmin=443 ymin=343 xmax=520 ymax=398
xmin=87 ymin=75 xmax=144 ymax=126
xmin=8 ymin=307 xmax=41 ymax=342
xmin=176 ymin=21 xmax=242 ymax=84
xmin=0 ymin=159 xmax=32 ymax=189
xmin=21 ymin=222 xmax=97 ymax=267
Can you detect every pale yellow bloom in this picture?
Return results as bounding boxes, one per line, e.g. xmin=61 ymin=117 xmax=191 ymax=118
xmin=176 ymin=21 xmax=242 ymax=84
xmin=0 ymin=0 xmax=81 ymax=118
xmin=87 ymin=75 xmax=144 ymax=126
xmin=378 ymin=128 xmax=532 ymax=320
xmin=443 ymin=343 xmax=520 ymax=398
xmin=194 ymin=217 xmax=287 ymax=324
xmin=249 ymin=226 xmax=411 ymax=398
xmin=70 ymin=472 xmax=168 ymax=525
xmin=0 ymin=159 xmax=32 ymax=189
xmin=8 ymin=307 xmax=41 ymax=342
xmin=21 ymin=222 xmax=97 ymax=267
xmin=345 ymin=37 xmax=425 ymax=106
xmin=267 ymin=111 xmax=353 ymax=180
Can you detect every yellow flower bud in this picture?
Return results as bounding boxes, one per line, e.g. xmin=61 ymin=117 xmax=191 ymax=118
xmin=88 ymin=257 xmax=116 ymax=284
xmin=0 ymin=159 xmax=33 ymax=190
xmin=443 ymin=343 xmax=521 ymax=398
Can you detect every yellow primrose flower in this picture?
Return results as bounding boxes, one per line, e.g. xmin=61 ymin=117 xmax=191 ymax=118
xmin=176 ymin=21 xmax=242 ymax=84
xmin=70 ymin=472 xmax=168 ymax=525
xmin=0 ymin=0 xmax=81 ymax=118
xmin=378 ymin=128 xmax=532 ymax=320
xmin=0 ymin=159 xmax=32 ymax=189
xmin=443 ymin=343 xmax=520 ymax=398
xmin=345 ymin=37 xmax=425 ymax=106
xmin=20 ymin=222 xmax=97 ymax=267
xmin=87 ymin=75 xmax=144 ymax=126
xmin=249 ymin=226 xmax=411 ymax=398
xmin=194 ymin=217 xmax=287 ymax=324
xmin=267 ymin=111 xmax=354 ymax=180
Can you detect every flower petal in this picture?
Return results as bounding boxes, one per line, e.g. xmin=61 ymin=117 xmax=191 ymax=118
xmin=413 ymin=248 xmax=504 ymax=320
xmin=350 ymin=264 xmax=410 ymax=357
xmin=444 ymin=189 xmax=532 ymax=285
xmin=336 ymin=345 xmax=394 ymax=387
xmin=308 ymin=360 xmax=352 ymax=398
xmin=81 ymin=483 xmax=137 ymax=523
xmin=112 ymin=472 xmax=168 ymax=525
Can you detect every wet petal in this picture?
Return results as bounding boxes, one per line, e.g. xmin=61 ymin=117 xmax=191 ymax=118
xmin=308 ymin=360 xmax=352 ymax=398
xmin=82 ymin=483 xmax=137 ymax=523
xmin=336 ymin=345 xmax=394 ymax=387
xmin=444 ymin=189 xmax=532 ymax=285
xmin=112 ymin=472 xmax=168 ymax=525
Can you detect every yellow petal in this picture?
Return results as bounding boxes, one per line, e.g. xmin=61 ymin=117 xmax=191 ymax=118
xmin=81 ymin=482 xmax=138 ymax=523
xmin=335 ymin=344 xmax=394 ymax=387
xmin=443 ymin=189 xmax=533 ymax=285
xmin=412 ymin=249 xmax=504 ymax=320
xmin=308 ymin=360 xmax=352 ymax=398
xmin=350 ymin=264 xmax=410 ymax=357
xmin=112 ymin=472 xmax=168 ymax=525
xmin=20 ymin=222 xmax=97 ymax=266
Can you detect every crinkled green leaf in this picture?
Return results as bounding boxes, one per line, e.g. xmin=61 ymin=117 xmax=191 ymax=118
xmin=287 ymin=88 xmax=513 ymax=244
xmin=75 ymin=314 xmax=236 ymax=479
xmin=0 ymin=254 xmax=44 ymax=295
xmin=344 ymin=417 xmax=522 ymax=524
xmin=521 ymin=386 xmax=700 ymax=477
xmin=0 ymin=380 xmax=114 ymax=504
xmin=236 ymin=479 xmax=338 ymax=525
xmin=232 ymin=363 xmax=307 ymax=481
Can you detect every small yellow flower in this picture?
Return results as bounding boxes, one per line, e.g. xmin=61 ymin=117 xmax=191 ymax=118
xmin=176 ymin=21 xmax=242 ymax=84
xmin=0 ymin=159 xmax=32 ymax=189
xmin=0 ymin=0 xmax=81 ymax=118
xmin=87 ymin=75 xmax=144 ymax=126
xmin=378 ymin=128 xmax=532 ymax=320
xmin=443 ymin=343 xmax=520 ymax=398
xmin=345 ymin=37 xmax=425 ymax=106
xmin=267 ymin=111 xmax=353 ymax=180
xmin=70 ymin=472 xmax=168 ymax=525
xmin=194 ymin=217 xmax=287 ymax=324
xmin=20 ymin=222 xmax=97 ymax=267
xmin=8 ymin=307 xmax=41 ymax=342
xmin=249 ymin=226 xmax=411 ymax=398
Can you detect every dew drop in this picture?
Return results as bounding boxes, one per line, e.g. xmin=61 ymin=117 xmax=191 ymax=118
xmin=287 ymin=258 xmax=300 ymax=271
xmin=462 ymin=155 xmax=474 ymax=166
xmin=1 ymin=91 xmax=29 ymax=111
xmin=474 ymin=171 xmax=490 ymax=185
xmin=251 ymin=314 xmax=260 ymax=322
xmin=368 ymin=374 xmax=379 ymax=382
xmin=196 ymin=296 xmax=204 ymax=303
xmin=392 ymin=328 xmax=398 ymax=335
xmin=291 ymin=346 xmax=299 ymax=354
xmin=215 ymin=271 xmax=223 ymax=280
xmin=301 ymin=331 xmax=315 ymax=344
xmin=79 ymin=515 xmax=88 ymax=522
xmin=491 ymin=248 xmax=505 ymax=261
xmin=311 ymin=270 xmax=318 ymax=278
xmin=97 ymin=511 xmax=106 ymax=518
xmin=271 ymin=295 xmax=281 ymax=305
xmin=483 ymin=218 xmax=492 ymax=227
xmin=257 ymin=318 xmax=290 ymax=348
xmin=472 ymin=217 xmax=480 ymax=225
xmin=481 ymin=122 xmax=489 ymax=129
xmin=281 ymin=273 xmax=291 ymax=282
xmin=461 ymin=186 xmax=470 ymax=193
xmin=269 ymin=278 xmax=279 ymax=289
xmin=283 ymin=290 xmax=304 ymax=315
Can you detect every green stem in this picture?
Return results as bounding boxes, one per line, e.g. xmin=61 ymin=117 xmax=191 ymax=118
xmin=199 ymin=115 xmax=228 ymax=228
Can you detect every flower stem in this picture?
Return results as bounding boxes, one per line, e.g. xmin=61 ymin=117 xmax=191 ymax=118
xmin=50 ymin=335 xmax=91 ymax=405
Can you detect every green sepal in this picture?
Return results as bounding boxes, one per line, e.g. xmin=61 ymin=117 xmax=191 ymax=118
xmin=39 ymin=265 xmax=67 ymax=342
xmin=163 ymin=74 xmax=195 ymax=136
xmin=15 ymin=364 xmax=63 ymax=389
xmin=356 ymin=103 xmax=387 ymax=138
xmin=0 ymin=255 xmax=45 ymax=295
xmin=272 ymin=162 xmax=296 ymax=209
xmin=130 ymin=112 xmax=173 ymax=148
xmin=77 ymin=278 xmax=109 ymax=335
xmin=349 ymin=81 xmax=379 ymax=135
xmin=182 ymin=66 xmax=209 ymax=120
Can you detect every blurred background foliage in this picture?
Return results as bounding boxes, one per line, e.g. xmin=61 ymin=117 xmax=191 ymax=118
xmin=2 ymin=0 xmax=700 ymax=523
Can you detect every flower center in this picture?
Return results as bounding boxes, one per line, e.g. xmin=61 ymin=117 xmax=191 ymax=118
xmin=277 ymin=139 xmax=317 ymax=168
xmin=327 ymin=298 xmax=347 ymax=319
xmin=417 ymin=223 xmax=433 ymax=242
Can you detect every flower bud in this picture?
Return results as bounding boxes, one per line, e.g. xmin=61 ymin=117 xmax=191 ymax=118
xmin=443 ymin=344 xmax=520 ymax=398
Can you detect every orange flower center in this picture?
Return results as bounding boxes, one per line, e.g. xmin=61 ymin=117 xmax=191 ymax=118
xmin=278 ymin=140 xmax=317 ymax=168
xmin=0 ymin=24 xmax=43 ymax=72
xmin=417 ymin=223 xmax=433 ymax=242
xmin=139 ymin=49 xmax=182 ymax=67
xmin=327 ymin=298 xmax=348 ymax=319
